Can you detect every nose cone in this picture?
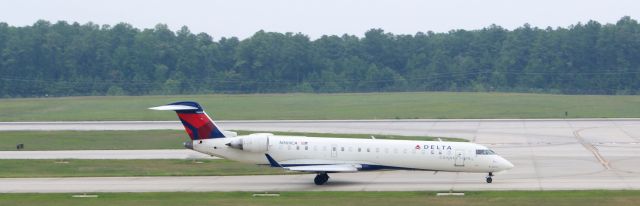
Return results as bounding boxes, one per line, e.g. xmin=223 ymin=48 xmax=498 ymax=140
xmin=499 ymin=157 xmax=515 ymax=170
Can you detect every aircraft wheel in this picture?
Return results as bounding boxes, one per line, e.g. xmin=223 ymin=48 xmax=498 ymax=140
xmin=486 ymin=172 xmax=494 ymax=183
xmin=314 ymin=173 xmax=329 ymax=185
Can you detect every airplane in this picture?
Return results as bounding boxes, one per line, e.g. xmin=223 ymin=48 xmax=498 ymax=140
xmin=150 ymin=101 xmax=514 ymax=185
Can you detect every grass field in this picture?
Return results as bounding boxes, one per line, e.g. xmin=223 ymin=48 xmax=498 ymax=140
xmin=0 ymin=159 xmax=290 ymax=178
xmin=0 ymin=130 xmax=464 ymax=151
xmin=0 ymin=130 xmax=185 ymax=151
xmin=1 ymin=92 xmax=639 ymax=121
xmin=1 ymin=191 xmax=638 ymax=206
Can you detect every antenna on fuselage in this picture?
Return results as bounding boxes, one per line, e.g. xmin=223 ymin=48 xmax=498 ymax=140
xmin=371 ymin=136 xmax=376 ymax=139
xmin=437 ymin=138 xmax=443 ymax=142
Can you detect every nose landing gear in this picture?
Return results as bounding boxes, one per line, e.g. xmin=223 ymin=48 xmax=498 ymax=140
xmin=485 ymin=172 xmax=493 ymax=183
xmin=314 ymin=173 xmax=330 ymax=185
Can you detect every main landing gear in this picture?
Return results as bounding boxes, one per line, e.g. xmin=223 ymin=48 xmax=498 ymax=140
xmin=485 ymin=172 xmax=493 ymax=183
xmin=314 ymin=173 xmax=330 ymax=185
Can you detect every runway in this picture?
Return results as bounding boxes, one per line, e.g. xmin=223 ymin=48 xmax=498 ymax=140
xmin=1 ymin=119 xmax=640 ymax=192
xmin=2 ymin=168 xmax=639 ymax=193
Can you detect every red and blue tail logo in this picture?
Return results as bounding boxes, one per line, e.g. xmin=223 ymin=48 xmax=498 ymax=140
xmin=150 ymin=101 xmax=226 ymax=140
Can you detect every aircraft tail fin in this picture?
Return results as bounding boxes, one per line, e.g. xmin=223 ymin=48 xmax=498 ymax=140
xmin=149 ymin=101 xmax=226 ymax=140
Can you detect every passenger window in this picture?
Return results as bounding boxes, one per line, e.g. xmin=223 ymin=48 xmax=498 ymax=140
xmin=393 ymin=148 xmax=398 ymax=154
xmin=314 ymin=145 xmax=317 ymax=151
xmin=305 ymin=146 xmax=308 ymax=150
xmin=367 ymin=148 xmax=370 ymax=152
xmin=296 ymin=146 xmax=299 ymax=150
xmin=376 ymin=148 xmax=380 ymax=153
xmin=358 ymin=148 xmax=361 ymax=152
xmin=348 ymin=147 xmax=353 ymax=152
xmin=341 ymin=147 xmax=344 ymax=151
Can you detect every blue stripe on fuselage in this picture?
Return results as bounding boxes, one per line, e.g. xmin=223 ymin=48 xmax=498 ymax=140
xmin=257 ymin=163 xmax=435 ymax=172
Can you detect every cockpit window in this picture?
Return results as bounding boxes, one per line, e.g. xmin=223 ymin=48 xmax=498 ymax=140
xmin=476 ymin=149 xmax=496 ymax=155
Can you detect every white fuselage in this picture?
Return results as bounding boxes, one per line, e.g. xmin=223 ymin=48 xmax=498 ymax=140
xmin=192 ymin=133 xmax=513 ymax=173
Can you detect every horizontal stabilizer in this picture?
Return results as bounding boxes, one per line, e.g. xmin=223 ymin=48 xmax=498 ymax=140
xmin=149 ymin=105 xmax=199 ymax=111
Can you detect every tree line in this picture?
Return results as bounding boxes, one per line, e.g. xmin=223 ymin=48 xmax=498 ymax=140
xmin=0 ymin=17 xmax=639 ymax=97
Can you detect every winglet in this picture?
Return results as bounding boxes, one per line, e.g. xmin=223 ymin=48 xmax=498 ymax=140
xmin=265 ymin=154 xmax=282 ymax=167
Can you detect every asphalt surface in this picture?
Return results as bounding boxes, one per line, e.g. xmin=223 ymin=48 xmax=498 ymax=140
xmin=1 ymin=119 xmax=639 ymax=192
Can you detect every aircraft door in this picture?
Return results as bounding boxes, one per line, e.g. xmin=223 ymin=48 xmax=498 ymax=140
xmin=454 ymin=150 xmax=465 ymax=167
xmin=331 ymin=144 xmax=337 ymax=158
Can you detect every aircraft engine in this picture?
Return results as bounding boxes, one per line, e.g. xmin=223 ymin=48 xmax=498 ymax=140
xmin=225 ymin=133 xmax=271 ymax=153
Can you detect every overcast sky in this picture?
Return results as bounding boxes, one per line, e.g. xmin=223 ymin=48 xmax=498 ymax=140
xmin=0 ymin=0 xmax=638 ymax=39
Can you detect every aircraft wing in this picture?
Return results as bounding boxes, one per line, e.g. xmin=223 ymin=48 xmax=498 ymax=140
xmin=265 ymin=154 xmax=361 ymax=172
xmin=284 ymin=164 xmax=360 ymax=172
